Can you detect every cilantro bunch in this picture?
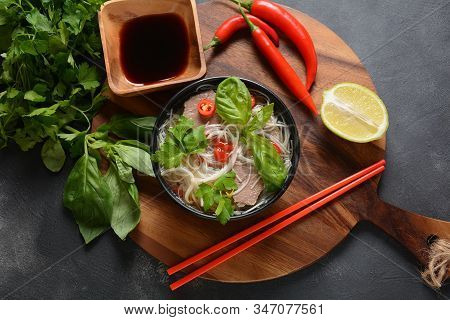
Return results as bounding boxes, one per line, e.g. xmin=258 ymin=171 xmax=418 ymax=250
xmin=152 ymin=116 xmax=208 ymax=168
xmin=0 ymin=0 xmax=156 ymax=243
xmin=195 ymin=172 xmax=238 ymax=225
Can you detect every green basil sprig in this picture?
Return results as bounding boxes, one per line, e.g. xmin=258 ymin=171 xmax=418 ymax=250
xmin=215 ymin=77 xmax=252 ymax=125
xmin=61 ymin=115 xmax=156 ymax=243
xmin=247 ymin=133 xmax=288 ymax=192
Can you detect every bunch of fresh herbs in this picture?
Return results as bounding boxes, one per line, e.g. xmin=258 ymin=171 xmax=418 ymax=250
xmin=0 ymin=0 xmax=156 ymax=243
xmin=195 ymin=171 xmax=238 ymax=224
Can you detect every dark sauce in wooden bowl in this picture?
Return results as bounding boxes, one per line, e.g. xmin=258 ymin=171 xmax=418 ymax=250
xmin=119 ymin=13 xmax=190 ymax=84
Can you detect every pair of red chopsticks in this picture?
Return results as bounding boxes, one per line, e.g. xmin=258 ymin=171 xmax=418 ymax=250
xmin=168 ymin=159 xmax=386 ymax=290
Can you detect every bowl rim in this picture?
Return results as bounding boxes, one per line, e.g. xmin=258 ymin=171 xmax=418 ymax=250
xmin=151 ymin=76 xmax=300 ymax=221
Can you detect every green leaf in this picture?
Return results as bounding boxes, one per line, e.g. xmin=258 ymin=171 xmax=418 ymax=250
xmin=152 ymin=136 xmax=184 ymax=169
xmin=114 ymin=156 xmax=134 ymax=183
xmin=215 ymin=197 xmax=233 ymax=225
xmin=182 ymin=125 xmax=208 ymax=153
xmin=34 ymin=39 xmax=48 ymax=54
xmin=247 ymin=133 xmax=287 ymax=192
xmin=24 ymin=90 xmax=46 ymax=102
xmin=213 ymin=171 xmax=237 ymax=191
xmin=77 ymin=62 xmax=99 ymax=90
xmin=6 ymin=88 xmax=20 ymax=99
xmin=215 ymin=77 xmax=252 ymax=125
xmin=26 ymin=103 xmax=59 ymax=117
xmin=194 ymin=184 xmax=216 ymax=212
xmin=0 ymin=10 xmax=8 ymax=26
xmin=69 ymin=132 xmax=86 ymax=158
xmin=19 ymin=40 xmax=38 ymax=55
xmin=168 ymin=116 xmax=194 ymax=144
xmin=26 ymin=9 xmax=52 ymax=33
xmin=33 ymin=83 xmax=48 ymax=95
xmin=63 ymin=154 xmax=113 ymax=244
xmin=58 ymin=132 xmax=81 ymax=142
xmin=88 ymin=139 xmax=108 ymax=149
xmin=105 ymin=164 xmax=140 ymax=240
xmin=41 ymin=138 xmax=66 ymax=172
xmin=108 ymin=115 xmax=156 ymax=141
xmin=246 ymin=103 xmax=274 ymax=133
xmin=116 ymin=139 xmax=150 ymax=152
xmin=53 ymin=81 xmax=66 ymax=97
xmin=112 ymin=144 xmax=154 ymax=177
xmin=58 ymin=21 xmax=69 ymax=45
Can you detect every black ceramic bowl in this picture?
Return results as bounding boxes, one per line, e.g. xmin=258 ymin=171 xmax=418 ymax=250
xmin=151 ymin=77 xmax=300 ymax=221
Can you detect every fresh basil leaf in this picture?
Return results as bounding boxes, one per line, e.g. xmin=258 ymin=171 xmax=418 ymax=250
xmin=246 ymin=103 xmax=274 ymax=133
xmin=41 ymin=138 xmax=66 ymax=172
xmin=88 ymin=139 xmax=108 ymax=149
xmin=112 ymin=144 xmax=154 ymax=177
xmin=105 ymin=164 xmax=140 ymax=240
xmin=168 ymin=116 xmax=194 ymax=145
xmin=182 ymin=125 xmax=208 ymax=153
xmin=109 ymin=115 xmax=156 ymax=141
xmin=247 ymin=133 xmax=287 ymax=192
xmin=69 ymin=132 xmax=86 ymax=158
xmin=114 ymin=156 xmax=134 ymax=183
xmin=63 ymin=154 xmax=113 ymax=243
xmin=215 ymin=77 xmax=251 ymax=125
xmin=152 ymin=136 xmax=184 ymax=169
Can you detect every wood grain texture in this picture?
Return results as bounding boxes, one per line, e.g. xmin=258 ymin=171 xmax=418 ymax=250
xmin=103 ymin=0 xmax=450 ymax=282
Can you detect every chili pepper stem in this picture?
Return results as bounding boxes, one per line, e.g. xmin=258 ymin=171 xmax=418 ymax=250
xmin=230 ymin=0 xmax=252 ymax=11
xmin=203 ymin=37 xmax=221 ymax=51
xmin=238 ymin=4 xmax=257 ymax=32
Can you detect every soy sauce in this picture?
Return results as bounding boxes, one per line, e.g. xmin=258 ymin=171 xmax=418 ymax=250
xmin=120 ymin=13 xmax=190 ymax=84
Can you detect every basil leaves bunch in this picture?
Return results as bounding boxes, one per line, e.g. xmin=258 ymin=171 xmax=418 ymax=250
xmin=215 ymin=77 xmax=288 ymax=192
xmin=152 ymin=116 xmax=208 ymax=168
xmin=62 ymin=115 xmax=156 ymax=243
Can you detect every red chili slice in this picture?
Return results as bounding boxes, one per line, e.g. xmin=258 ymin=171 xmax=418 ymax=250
xmin=197 ymin=98 xmax=216 ymax=118
xmin=251 ymin=95 xmax=256 ymax=108
xmin=271 ymin=141 xmax=282 ymax=154
xmin=214 ymin=139 xmax=234 ymax=153
xmin=214 ymin=147 xmax=230 ymax=163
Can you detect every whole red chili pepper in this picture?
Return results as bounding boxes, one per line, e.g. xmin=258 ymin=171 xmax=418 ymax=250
xmin=238 ymin=6 xmax=318 ymax=115
xmin=232 ymin=0 xmax=317 ymax=90
xmin=204 ymin=14 xmax=279 ymax=51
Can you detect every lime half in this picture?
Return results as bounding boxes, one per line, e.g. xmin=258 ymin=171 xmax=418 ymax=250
xmin=320 ymin=83 xmax=388 ymax=143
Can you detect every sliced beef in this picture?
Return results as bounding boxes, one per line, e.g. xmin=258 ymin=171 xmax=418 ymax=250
xmin=233 ymin=162 xmax=264 ymax=208
xmin=183 ymin=90 xmax=219 ymax=126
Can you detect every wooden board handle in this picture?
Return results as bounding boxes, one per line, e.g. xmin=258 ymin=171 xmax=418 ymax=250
xmin=364 ymin=201 xmax=450 ymax=270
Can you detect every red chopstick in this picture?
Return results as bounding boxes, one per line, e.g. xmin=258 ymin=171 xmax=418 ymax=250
xmin=169 ymin=162 xmax=385 ymax=290
xmin=167 ymin=159 xmax=385 ymax=276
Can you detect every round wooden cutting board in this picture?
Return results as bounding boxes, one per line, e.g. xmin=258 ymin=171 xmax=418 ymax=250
xmin=105 ymin=0 xmax=450 ymax=283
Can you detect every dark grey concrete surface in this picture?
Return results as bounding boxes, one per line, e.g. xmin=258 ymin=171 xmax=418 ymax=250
xmin=0 ymin=0 xmax=449 ymax=299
